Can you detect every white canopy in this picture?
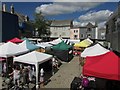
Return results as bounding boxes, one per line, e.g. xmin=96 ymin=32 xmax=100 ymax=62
xmin=36 ymin=42 xmax=53 ymax=49
xmin=86 ymin=38 xmax=93 ymax=43
xmin=81 ymin=43 xmax=110 ymax=57
xmin=14 ymin=51 xmax=53 ymax=86
xmin=49 ymin=38 xmax=62 ymax=45
xmin=14 ymin=51 xmax=52 ymax=65
xmin=0 ymin=42 xmax=28 ymax=57
xmin=68 ymin=39 xmax=80 ymax=44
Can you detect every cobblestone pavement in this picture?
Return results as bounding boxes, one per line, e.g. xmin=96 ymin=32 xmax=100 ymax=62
xmin=44 ymin=56 xmax=82 ymax=88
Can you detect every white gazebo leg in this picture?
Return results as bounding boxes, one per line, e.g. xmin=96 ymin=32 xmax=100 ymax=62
xmin=35 ymin=63 xmax=39 ymax=89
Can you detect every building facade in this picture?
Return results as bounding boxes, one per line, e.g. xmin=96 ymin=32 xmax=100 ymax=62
xmin=70 ymin=22 xmax=103 ymax=41
xmin=2 ymin=11 xmax=19 ymax=42
xmin=50 ymin=20 xmax=73 ymax=39
xmin=70 ymin=27 xmax=80 ymax=40
xmin=98 ymin=28 xmax=106 ymax=40
xmin=1 ymin=4 xmax=34 ymax=42
xmin=79 ymin=22 xmax=97 ymax=40
xmin=106 ymin=3 xmax=120 ymax=52
xmin=16 ymin=12 xmax=33 ymax=38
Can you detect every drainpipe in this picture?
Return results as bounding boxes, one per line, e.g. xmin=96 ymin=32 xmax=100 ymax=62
xmin=95 ymin=27 xmax=98 ymax=40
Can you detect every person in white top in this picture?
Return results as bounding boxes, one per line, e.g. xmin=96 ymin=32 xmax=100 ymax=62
xmin=52 ymin=57 xmax=56 ymax=67
xmin=9 ymin=66 xmax=20 ymax=86
xmin=32 ymin=66 xmax=35 ymax=77
xmin=52 ymin=57 xmax=59 ymax=69
xmin=40 ymin=68 xmax=44 ymax=83
xmin=3 ymin=63 xmax=6 ymax=74
xmin=28 ymin=66 xmax=32 ymax=82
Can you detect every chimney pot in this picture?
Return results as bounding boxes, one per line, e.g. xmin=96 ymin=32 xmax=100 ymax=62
xmin=2 ymin=4 xmax=6 ymax=12
xmin=11 ymin=4 xmax=14 ymax=14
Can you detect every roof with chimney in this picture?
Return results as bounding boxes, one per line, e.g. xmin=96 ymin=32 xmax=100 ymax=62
xmin=15 ymin=12 xmax=29 ymax=22
xmin=86 ymin=22 xmax=96 ymax=28
xmin=2 ymin=4 xmax=29 ymax=23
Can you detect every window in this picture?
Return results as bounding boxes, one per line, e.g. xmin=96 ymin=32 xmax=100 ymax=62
xmin=106 ymin=25 xmax=109 ymax=34
xmin=101 ymin=33 xmax=105 ymax=36
xmin=54 ymin=32 xmax=58 ymax=36
xmin=101 ymin=36 xmax=105 ymax=39
xmin=87 ymin=34 xmax=91 ymax=38
xmin=87 ymin=28 xmax=92 ymax=32
xmin=62 ymin=32 xmax=65 ymax=36
xmin=81 ymin=34 xmax=84 ymax=38
xmin=112 ymin=18 xmax=116 ymax=32
xmin=74 ymin=30 xmax=76 ymax=33
xmin=116 ymin=18 xmax=120 ymax=31
xmin=74 ymin=35 xmax=78 ymax=39
xmin=74 ymin=30 xmax=78 ymax=33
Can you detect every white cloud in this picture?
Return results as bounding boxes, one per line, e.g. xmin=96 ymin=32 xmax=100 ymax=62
xmin=73 ymin=20 xmax=81 ymax=26
xmin=79 ymin=10 xmax=113 ymax=22
xmin=73 ymin=10 xmax=113 ymax=28
xmin=35 ymin=2 xmax=100 ymax=15
xmin=73 ymin=20 xmax=107 ymax=28
xmin=98 ymin=21 xmax=106 ymax=28
xmin=74 ymin=10 xmax=113 ymax=28
xmin=73 ymin=20 xmax=95 ymax=26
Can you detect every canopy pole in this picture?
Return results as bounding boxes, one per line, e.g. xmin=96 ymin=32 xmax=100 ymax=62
xmin=35 ymin=63 xmax=39 ymax=89
xmin=6 ymin=57 xmax=8 ymax=77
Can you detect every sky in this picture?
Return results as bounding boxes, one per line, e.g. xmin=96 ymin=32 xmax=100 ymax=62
xmin=2 ymin=1 xmax=119 ymax=28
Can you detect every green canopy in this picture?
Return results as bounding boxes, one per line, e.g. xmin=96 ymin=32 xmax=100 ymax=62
xmin=52 ymin=41 xmax=72 ymax=50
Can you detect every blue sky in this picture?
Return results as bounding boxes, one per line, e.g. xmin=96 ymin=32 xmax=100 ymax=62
xmin=2 ymin=2 xmax=119 ymax=27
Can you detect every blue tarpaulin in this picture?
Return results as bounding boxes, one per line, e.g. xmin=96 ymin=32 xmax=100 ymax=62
xmin=19 ymin=40 xmax=40 ymax=51
xmin=25 ymin=40 xmax=40 ymax=50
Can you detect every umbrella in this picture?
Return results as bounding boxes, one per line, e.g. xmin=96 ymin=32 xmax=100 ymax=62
xmin=83 ymin=51 xmax=120 ymax=81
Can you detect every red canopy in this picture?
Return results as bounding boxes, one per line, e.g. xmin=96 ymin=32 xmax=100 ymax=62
xmin=83 ymin=51 xmax=120 ymax=81
xmin=7 ymin=38 xmax=23 ymax=43
xmin=0 ymin=58 xmax=5 ymax=61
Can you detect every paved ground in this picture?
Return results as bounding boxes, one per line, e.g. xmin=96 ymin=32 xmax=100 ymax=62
xmin=44 ymin=56 xmax=82 ymax=88
xmin=0 ymin=56 xmax=82 ymax=89
xmin=0 ymin=77 xmax=2 ymax=89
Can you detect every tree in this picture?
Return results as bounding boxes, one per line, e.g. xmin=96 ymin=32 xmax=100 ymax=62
xmin=34 ymin=12 xmax=51 ymax=38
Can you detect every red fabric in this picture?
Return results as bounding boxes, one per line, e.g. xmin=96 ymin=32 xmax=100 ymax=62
xmin=83 ymin=51 xmax=120 ymax=81
xmin=0 ymin=58 xmax=5 ymax=61
xmin=7 ymin=38 xmax=23 ymax=43
xmin=73 ymin=51 xmax=81 ymax=55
